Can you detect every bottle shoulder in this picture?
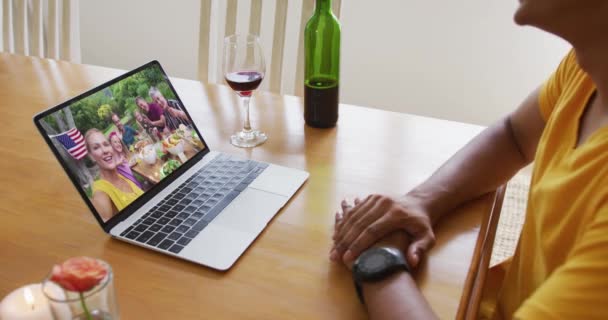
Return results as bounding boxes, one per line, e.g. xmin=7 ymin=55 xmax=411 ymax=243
xmin=305 ymin=12 xmax=341 ymax=30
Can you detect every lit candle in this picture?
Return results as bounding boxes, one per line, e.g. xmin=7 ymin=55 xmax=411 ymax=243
xmin=0 ymin=284 xmax=53 ymax=320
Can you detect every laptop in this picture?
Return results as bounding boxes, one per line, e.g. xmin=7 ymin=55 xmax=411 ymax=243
xmin=33 ymin=61 xmax=308 ymax=270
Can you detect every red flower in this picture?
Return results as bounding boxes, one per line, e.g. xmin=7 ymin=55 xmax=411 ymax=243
xmin=50 ymin=257 xmax=108 ymax=292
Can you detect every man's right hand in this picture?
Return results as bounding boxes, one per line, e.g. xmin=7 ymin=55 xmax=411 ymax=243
xmin=331 ymin=194 xmax=436 ymax=269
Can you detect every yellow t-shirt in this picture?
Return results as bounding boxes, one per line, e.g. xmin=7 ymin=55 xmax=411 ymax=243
xmin=491 ymin=50 xmax=608 ymax=319
xmin=93 ymin=175 xmax=144 ymax=211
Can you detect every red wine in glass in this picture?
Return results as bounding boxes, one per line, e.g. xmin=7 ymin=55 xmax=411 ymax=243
xmin=225 ymin=71 xmax=264 ymax=97
xmin=223 ymin=34 xmax=267 ymax=148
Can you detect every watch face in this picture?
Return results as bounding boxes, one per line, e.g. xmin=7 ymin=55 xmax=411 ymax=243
xmin=354 ymin=247 xmax=409 ymax=283
xmin=361 ymin=251 xmax=390 ymax=273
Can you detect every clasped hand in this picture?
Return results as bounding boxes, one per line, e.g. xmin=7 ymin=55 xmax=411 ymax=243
xmin=330 ymin=194 xmax=436 ymax=269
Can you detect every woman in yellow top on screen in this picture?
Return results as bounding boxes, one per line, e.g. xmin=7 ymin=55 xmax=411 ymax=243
xmin=85 ymin=129 xmax=144 ymax=222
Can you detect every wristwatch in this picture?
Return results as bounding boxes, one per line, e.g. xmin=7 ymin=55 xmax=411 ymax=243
xmin=352 ymin=246 xmax=410 ymax=305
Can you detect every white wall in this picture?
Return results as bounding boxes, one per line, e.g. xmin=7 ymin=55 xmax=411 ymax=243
xmin=80 ymin=0 xmax=201 ymax=80
xmin=340 ymin=1 xmax=569 ymax=125
xmin=80 ymin=0 xmax=570 ymax=126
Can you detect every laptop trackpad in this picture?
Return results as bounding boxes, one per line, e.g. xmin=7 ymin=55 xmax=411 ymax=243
xmin=249 ymin=164 xmax=309 ymax=197
xmin=211 ymin=188 xmax=287 ymax=234
xmin=180 ymin=189 xmax=287 ymax=270
xmin=181 ymin=223 xmax=256 ymax=270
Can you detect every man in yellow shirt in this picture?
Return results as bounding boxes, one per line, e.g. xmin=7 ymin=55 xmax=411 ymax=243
xmin=331 ymin=1 xmax=608 ymax=319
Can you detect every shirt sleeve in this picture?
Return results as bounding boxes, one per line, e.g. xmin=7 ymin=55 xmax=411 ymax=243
xmin=514 ymin=205 xmax=608 ymax=319
xmin=126 ymin=125 xmax=137 ymax=135
xmin=538 ymin=50 xmax=578 ymax=121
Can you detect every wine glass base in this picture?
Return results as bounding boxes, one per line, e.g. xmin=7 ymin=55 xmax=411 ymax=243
xmin=230 ymin=130 xmax=267 ymax=148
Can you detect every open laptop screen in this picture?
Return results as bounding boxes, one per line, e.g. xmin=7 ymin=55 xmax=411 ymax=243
xmin=35 ymin=62 xmax=207 ymax=224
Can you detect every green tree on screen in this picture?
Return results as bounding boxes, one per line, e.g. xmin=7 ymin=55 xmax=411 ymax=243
xmin=42 ymin=65 xmax=178 ymax=136
xmin=141 ymin=65 xmax=166 ymax=86
xmin=97 ymin=104 xmax=113 ymax=120
xmin=156 ymin=82 xmax=176 ymax=100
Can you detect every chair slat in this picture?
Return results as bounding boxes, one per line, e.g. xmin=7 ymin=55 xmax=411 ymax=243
xmin=13 ymin=0 xmax=27 ymax=55
xmin=60 ymin=0 xmax=80 ymax=62
xmin=294 ymin=0 xmax=314 ymax=96
xmin=30 ymin=0 xmax=44 ymax=57
xmin=47 ymin=0 xmax=59 ymax=59
xmin=198 ymin=0 xmax=212 ymax=82
xmin=248 ymin=0 xmax=262 ymax=36
xmin=224 ymin=0 xmax=237 ymax=37
xmin=333 ymin=0 xmax=341 ymax=18
xmin=199 ymin=0 xmax=321 ymax=94
xmin=3 ymin=0 xmax=14 ymax=52
xmin=269 ymin=0 xmax=288 ymax=93
xmin=61 ymin=0 xmax=72 ymax=60
xmin=212 ymin=0 xmax=229 ymax=82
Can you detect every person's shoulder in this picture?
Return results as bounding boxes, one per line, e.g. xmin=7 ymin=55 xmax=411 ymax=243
xmin=92 ymin=179 xmax=112 ymax=193
xmin=560 ymin=49 xmax=588 ymax=83
xmin=92 ymin=187 xmax=109 ymax=198
xmin=564 ymin=49 xmax=577 ymax=66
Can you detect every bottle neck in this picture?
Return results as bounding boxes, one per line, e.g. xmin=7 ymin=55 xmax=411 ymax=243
xmin=315 ymin=0 xmax=332 ymax=13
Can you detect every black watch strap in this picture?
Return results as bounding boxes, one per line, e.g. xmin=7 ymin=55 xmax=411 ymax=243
xmin=354 ymin=276 xmax=366 ymax=306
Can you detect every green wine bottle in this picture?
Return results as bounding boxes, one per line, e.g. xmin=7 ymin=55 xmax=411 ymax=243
xmin=304 ymin=0 xmax=340 ymax=128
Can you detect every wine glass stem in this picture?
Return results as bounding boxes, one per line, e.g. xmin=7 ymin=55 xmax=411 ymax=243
xmin=242 ymin=96 xmax=252 ymax=133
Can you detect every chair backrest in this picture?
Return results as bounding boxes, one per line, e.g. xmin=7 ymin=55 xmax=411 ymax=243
xmin=1 ymin=0 xmax=80 ymax=61
xmin=198 ymin=0 xmax=342 ymax=96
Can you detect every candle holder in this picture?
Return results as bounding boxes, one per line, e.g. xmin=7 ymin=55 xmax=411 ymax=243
xmin=42 ymin=259 xmax=119 ymax=320
xmin=0 ymin=283 xmax=54 ymax=319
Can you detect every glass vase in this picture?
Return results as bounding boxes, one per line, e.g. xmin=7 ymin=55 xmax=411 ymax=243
xmin=42 ymin=260 xmax=119 ymax=320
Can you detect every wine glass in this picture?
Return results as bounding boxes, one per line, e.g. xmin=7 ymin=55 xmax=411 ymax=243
xmin=223 ymin=34 xmax=267 ymax=148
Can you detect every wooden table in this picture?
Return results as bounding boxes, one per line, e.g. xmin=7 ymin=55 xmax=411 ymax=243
xmin=0 ymin=54 xmax=499 ymax=319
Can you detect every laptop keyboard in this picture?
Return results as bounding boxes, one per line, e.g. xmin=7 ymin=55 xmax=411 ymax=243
xmin=119 ymin=154 xmax=268 ymax=254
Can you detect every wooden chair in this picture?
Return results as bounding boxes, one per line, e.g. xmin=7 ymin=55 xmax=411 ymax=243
xmin=1 ymin=0 xmax=80 ymax=61
xmin=456 ymin=186 xmax=506 ymax=319
xmin=457 ymin=172 xmax=530 ymax=319
xmin=198 ymin=0 xmax=342 ymax=95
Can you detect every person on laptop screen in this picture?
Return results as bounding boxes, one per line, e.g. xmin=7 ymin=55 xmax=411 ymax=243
xmin=136 ymin=96 xmax=166 ymax=135
xmin=110 ymin=112 xmax=139 ymax=147
xmin=149 ymin=86 xmax=190 ymax=132
xmin=86 ymin=129 xmax=144 ymax=221
xmin=109 ymin=131 xmax=144 ymax=190
xmin=39 ymin=65 xmax=204 ymax=223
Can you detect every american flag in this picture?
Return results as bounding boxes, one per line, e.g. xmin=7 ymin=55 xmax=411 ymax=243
xmin=56 ymin=128 xmax=88 ymax=160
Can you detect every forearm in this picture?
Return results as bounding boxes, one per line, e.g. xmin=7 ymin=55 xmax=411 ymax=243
xmin=150 ymin=120 xmax=163 ymax=127
xmin=363 ymin=272 xmax=438 ymax=320
xmin=175 ymin=109 xmax=188 ymax=120
xmin=408 ymin=116 xmax=528 ymax=224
